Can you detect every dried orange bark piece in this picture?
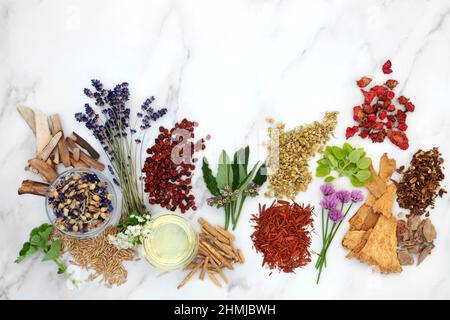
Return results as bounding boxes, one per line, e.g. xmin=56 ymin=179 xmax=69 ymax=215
xmin=372 ymin=184 xmax=397 ymax=218
xmin=379 ymin=153 xmax=396 ymax=182
xmin=357 ymin=215 xmax=402 ymax=274
xmin=342 ymin=231 xmax=366 ymax=250
xmin=365 ymin=164 xmax=386 ymax=198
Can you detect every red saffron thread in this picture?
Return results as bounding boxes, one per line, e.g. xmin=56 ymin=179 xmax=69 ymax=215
xmin=250 ymin=200 xmax=314 ymax=273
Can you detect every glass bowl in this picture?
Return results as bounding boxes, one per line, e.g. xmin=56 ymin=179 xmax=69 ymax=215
xmin=142 ymin=213 xmax=198 ymax=271
xmin=45 ymin=168 xmax=118 ymax=239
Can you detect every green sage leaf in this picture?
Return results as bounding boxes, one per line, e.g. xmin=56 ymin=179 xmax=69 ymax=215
xmin=202 ymin=158 xmax=220 ymax=196
xmin=216 ymin=150 xmax=232 ymax=189
xmin=325 ymin=176 xmax=335 ymax=183
xmin=252 ymin=163 xmax=267 ymax=186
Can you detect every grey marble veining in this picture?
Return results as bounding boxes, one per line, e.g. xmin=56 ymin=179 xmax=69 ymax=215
xmin=0 ymin=0 xmax=449 ymax=299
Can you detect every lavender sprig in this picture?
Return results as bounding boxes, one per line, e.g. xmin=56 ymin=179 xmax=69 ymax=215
xmin=75 ymin=79 xmax=167 ymax=217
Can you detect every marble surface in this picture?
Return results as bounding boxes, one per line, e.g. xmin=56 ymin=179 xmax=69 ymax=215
xmin=1 ymin=0 xmax=449 ymax=300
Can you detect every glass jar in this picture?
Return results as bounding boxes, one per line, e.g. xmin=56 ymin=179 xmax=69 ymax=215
xmin=142 ymin=213 xmax=198 ymax=271
xmin=45 ymin=168 xmax=118 ymax=239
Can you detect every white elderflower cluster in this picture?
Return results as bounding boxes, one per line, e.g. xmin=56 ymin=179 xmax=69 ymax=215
xmin=108 ymin=214 xmax=152 ymax=250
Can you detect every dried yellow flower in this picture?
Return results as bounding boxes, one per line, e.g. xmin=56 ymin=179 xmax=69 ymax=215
xmin=266 ymin=112 xmax=338 ymax=199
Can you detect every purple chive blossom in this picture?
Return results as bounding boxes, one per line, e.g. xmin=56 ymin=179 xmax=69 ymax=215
xmin=335 ymin=190 xmax=351 ymax=204
xmin=350 ymin=190 xmax=364 ymax=203
xmin=320 ymin=194 xmax=339 ymax=210
xmin=329 ymin=207 xmax=344 ymax=222
xmin=320 ymin=183 xmax=335 ymax=196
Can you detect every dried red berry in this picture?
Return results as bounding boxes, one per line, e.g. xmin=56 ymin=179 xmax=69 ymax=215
xmin=382 ymin=60 xmax=393 ymax=74
xmin=385 ymin=79 xmax=399 ymax=89
xmin=367 ymin=114 xmax=377 ymax=122
xmin=356 ymin=76 xmax=372 ymax=88
xmin=398 ymin=123 xmax=408 ymax=131
xmin=387 ymin=105 xmax=396 ymax=112
xmin=386 ymin=121 xmax=394 ymax=129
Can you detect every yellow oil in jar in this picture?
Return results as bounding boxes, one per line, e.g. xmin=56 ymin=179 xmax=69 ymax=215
xmin=142 ymin=214 xmax=198 ymax=270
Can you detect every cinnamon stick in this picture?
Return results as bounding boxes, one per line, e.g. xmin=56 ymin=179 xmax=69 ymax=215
xmin=18 ymin=180 xmax=49 ymax=196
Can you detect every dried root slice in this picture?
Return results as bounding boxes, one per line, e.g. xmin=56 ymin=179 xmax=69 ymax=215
xmin=66 ymin=138 xmax=105 ymax=171
xmin=18 ymin=180 xmax=49 ymax=196
xmin=50 ymin=114 xmax=71 ymax=167
xmin=17 ymin=106 xmax=36 ymax=134
xmin=34 ymin=111 xmax=52 ymax=154
xmin=29 ymin=158 xmax=58 ymax=182
xmin=177 ymin=218 xmax=243 ymax=289
xmin=70 ymin=132 xmax=100 ymax=159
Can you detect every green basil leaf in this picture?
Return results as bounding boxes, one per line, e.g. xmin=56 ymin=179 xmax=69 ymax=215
xmin=316 ymin=165 xmax=331 ymax=177
xmin=317 ymin=158 xmax=329 ymax=166
xmin=216 ymin=150 xmax=232 ymax=189
xmin=326 ymin=154 xmax=338 ymax=167
xmin=202 ymin=158 xmax=220 ymax=196
xmin=342 ymin=142 xmax=354 ymax=155
xmin=332 ymin=146 xmax=345 ymax=160
xmin=357 ymin=157 xmax=372 ymax=169
xmin=252 ymin=163 xmax=267 ymax=186
xmin=351 ymin=175 xmax=366 ymax=187
xmin=348 ymin=149 xmax=364 ymax=163
xmin=325 ymin=176 xmax=335 ymax=183
xmin=43 ymin=239 xmax=62 ymax=262
xmin=355 ymin=169 xmax=371 ymax=182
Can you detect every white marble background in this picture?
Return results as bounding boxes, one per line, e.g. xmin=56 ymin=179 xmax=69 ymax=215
xmin=1 ymin=0 xmax=449 ymax=300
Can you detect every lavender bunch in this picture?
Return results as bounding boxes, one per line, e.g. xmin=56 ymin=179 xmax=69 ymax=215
xmin=75 ymin=80 xmax=167 ymax=218
xmin=315 ymin=184 xmax=364 ymax=284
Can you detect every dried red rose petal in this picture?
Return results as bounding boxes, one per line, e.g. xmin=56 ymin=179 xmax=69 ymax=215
xmin=387 ymin=130 xmax=409 ymax=150
xmin=356 ymin=76 xmax=372 ymax=88
xmin=382 ymin=60 xmax=393 ymax=74
xmin=378 ymin=110 xmax=387 ymax=120
xmin=405 ymin=102 xmax=415 ymax=112
xmin=385 ymin=79 xmax=399 ymax=89
xmin=345 ymin=126 xmax=359 ymax=139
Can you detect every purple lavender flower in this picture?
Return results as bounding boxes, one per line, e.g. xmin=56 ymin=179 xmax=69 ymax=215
xmin=320 ymin=194 xmax=339 ymax=210
xmin=329 ymin=207 xmax=344 ymax=222
xmin=336 ymin=190 xmax=351 ymax=203
xmin=350 ymin=190 xmax=364 ymax=203
xmin=320 ymin=183 xmax=335 ymax=196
